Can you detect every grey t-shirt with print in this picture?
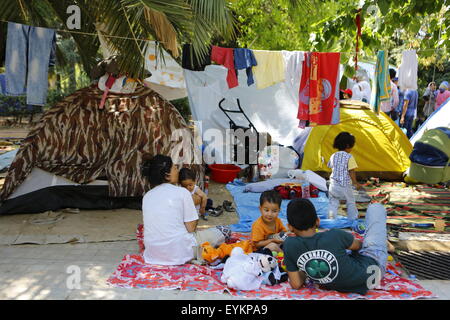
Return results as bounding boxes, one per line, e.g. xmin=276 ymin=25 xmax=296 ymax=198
xmin=284 ymin=229 xmax=378 ymax=295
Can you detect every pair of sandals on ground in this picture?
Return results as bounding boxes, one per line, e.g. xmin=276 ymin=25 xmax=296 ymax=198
xmin=201 ymin=200 xmax=235 ymax=220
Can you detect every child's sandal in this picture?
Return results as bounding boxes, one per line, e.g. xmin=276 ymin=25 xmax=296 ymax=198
xmin=209 ymin=206 xmax=223 ymax=217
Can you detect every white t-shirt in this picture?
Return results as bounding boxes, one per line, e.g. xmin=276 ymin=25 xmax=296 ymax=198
xmin=143 ymin=183 xmax=199 ymax=265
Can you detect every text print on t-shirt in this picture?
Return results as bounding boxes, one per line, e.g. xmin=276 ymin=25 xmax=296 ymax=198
xmin=297 ymin=250 xmax=338 ymax=284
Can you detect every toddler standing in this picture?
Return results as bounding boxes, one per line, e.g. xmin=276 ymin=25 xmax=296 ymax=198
xmin=327 ymin=132 xmax=363 ymax=221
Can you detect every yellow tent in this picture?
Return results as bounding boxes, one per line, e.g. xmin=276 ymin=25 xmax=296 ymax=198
xmin=301 ymin=100 xmax=413 ymax=180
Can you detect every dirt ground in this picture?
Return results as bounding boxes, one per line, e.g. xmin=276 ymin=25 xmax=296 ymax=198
xmin=0 ymin=124 xmax=239 ymax=245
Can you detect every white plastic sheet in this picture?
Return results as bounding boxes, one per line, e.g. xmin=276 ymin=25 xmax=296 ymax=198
xmin=184 ymin=65 xmax=304 ymax=159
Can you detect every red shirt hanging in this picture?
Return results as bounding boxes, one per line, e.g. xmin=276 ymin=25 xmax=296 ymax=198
xmin=211 ymin=46 xmax=239 ymax=89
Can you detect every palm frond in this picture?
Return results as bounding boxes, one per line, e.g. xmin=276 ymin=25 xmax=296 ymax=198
xmin=143 ymin=7 xmax=180 ymax=57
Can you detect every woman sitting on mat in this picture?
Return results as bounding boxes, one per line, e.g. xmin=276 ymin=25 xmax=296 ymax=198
xmin=141 ymin=154 xmax=230 ymax=265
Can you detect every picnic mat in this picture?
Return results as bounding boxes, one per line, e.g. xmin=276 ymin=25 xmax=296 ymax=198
xmin=358 ymin=182 xmax=450 ymax=234
xmin=226 ymin=183 xmax=359 ymax=232
xmin=106 ymin=226 xmax=435 ymax=300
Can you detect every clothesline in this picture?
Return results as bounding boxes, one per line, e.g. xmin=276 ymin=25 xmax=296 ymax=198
xmin=1 ymin=19 xmax=448 ymax=55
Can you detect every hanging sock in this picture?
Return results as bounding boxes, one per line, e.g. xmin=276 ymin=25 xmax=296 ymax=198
xmin=233 ymin=48 xmax=257 ymax=86
xmin=211 ymin=46 xmax=238 ymax=89
xmin=252 ymin=50 xmax=285 ymax=89
xmin=371 ymin=50 xmax=391 ymax=114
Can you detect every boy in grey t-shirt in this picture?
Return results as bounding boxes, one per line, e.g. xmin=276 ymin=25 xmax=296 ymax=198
xmin=284 ymin=199 xmax=388 ymax=295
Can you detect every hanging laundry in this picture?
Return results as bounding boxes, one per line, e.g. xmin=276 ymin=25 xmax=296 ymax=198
xmin=0 ymin=74 xmax=6 ymax=94
xmin=145 ymin=41 xmax=185 ymax=89
xmin=371 ymin=50 xmax=391 ymax=114
xmin=282 ymin=50 xmax=304 ymax=106
xmin=233 ymin=48 xmax=257 ymax=86
xmin=298 ymin=52 xmax=311 ymax=122
xmin=181 ymin=43 xmax=211 ymax=71
xmin=252 ymin=50 xmax=285 ymax=90
xmin=5 ymin=22 xmax=55 ymax=106
xmin=298 ymin=52 xmax=340 ymax=126
xmin=397 ymin=50 xmax=418 ymax=91
xmin=211 ymin=46 xmax=238 ymax=89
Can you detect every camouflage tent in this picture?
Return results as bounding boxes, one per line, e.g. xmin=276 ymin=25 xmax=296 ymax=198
xmin=0 ymin=85 xmax=203 ymax=214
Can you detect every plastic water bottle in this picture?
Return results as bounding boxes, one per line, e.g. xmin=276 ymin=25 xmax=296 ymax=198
xmin=302 ymin=181 xmax=310 ymax=199
xmin=204 ymin=175 xmax=209 ymax=196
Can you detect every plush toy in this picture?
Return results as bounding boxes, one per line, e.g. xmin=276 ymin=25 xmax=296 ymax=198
xmin=249 ymin=252 xmax=288 ymax=286
xmin=221 ymin=247 xmax=264 ymax=291
xmin=274 ymin=251 xmax=287 ymax=272
xmin=201 ymin=240 xmax=253 ymax=263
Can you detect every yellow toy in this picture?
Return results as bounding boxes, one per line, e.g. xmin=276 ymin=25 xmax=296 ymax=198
xmin=201 ymin=240 xmax=253 ymax=263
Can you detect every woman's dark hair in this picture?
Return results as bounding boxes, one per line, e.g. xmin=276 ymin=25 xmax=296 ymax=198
xmin=179 ymin=167 xmax=196 ymax=183
xmin=333 ymin=132 xmax=355 ymax=151
xmin=141 ymin=154 xmax=172 ymax=187
xmin=260 ymin=190 xmax=282 ymax=207
xmin=287 ymin=198 xmax=317 ymax=231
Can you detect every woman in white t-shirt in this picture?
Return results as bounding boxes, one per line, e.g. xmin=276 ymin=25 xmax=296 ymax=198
xmin=141 ymin=155 xmax=230 ymax=265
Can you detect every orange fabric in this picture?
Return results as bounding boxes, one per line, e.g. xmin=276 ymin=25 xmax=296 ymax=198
xmin=201 ymin=240 xmax=253 ymax=263
xmin=250 ymin=217 xmax=286 ymax=243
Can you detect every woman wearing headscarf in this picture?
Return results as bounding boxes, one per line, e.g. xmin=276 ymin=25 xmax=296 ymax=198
xmin=435 ymin=81 xmax=450 ymax=110
xmin=423 ymin=82 xmax=437 ymax=117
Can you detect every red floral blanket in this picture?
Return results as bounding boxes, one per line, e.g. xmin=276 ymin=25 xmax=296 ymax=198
xmin=106 ymin=225 xmax=435 ymax=300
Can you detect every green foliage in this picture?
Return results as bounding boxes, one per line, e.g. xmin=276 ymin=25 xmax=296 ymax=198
xmin=171 ymin=97 xmax=191 ymax=122
xmin=230 ymin=0 xmax=450 ymax=88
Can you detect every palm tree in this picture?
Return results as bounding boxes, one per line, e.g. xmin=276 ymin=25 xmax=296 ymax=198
xmin=1 ymin=0 xmax=237 ymax=79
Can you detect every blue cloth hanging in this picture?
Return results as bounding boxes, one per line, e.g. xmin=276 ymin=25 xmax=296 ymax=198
xmin=233 ymin=48 xmax=257 ymax=86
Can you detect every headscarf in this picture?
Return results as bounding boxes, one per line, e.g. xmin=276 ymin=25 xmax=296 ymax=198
xmin=439 ymin=81 xmax=448 ymax=93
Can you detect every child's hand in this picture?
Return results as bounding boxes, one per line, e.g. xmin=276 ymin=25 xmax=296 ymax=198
xmin=356 ymin=184 xmax=364 ymax=191
xmin=271 ymin=238 xmax=284 ymax=244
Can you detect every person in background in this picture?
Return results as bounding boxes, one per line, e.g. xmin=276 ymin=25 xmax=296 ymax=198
xmin=423 ymin=82 xmax=437 ymax=118
xmin=393 ymin=78 xmax=404 ymax=126
xmin=384 ymin=69 xmax=399 ymax=120
xmin=435 ymin=81 xmax=450 ymax=111
xmin=343 ymin=89 xmax=353 ymax=100
xmin=352 ymin=73 xmax=371 ymax=104
xmin=400 ymin=88 xmax=419 ymax=138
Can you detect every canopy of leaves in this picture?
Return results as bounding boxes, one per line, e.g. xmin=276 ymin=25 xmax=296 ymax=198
xmin=230 ymin=0 xmax=450 ymax=83
xmin=0 ymin=0 xmax=236 ymax=79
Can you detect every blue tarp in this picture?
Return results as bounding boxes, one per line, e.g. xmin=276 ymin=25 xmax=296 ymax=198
xmin=226 ymin=183 xmax=358 ymax=232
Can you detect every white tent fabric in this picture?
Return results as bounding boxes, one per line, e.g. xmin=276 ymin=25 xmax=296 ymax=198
xmin=410 ymin=98 xmax=450 ymax=146
xmin=184 ymin=65 xmax=305 ymax=157
xmin=8 ymin=167 xmax=108 ymax=200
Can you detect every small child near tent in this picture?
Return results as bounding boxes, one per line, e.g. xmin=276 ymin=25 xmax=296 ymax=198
xmin=327 ymin=132 xmax=364 ymax=221
xmin=179 ymin=168 xmax=208 ymax=220
xmin=250 ymin=190 xmax=287 ymax=253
